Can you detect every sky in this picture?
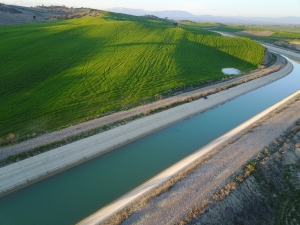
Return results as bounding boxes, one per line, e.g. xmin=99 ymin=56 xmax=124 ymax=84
xmin=2 ymin=0 xmax=300 ymax=17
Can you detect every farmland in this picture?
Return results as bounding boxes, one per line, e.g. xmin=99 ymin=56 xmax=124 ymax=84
xmin=214 ymin=25 xmax=300 ymax=48
xmin=0 ymin=11 xmax=264 ymax=141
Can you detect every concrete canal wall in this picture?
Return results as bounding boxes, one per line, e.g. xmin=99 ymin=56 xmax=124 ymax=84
xmin=260 ymin=43 xmax=300 ymax=61
xmin=0 ymin=60 xmax=293 ymax=197
xmin=79 ymin=88 xmax=300 ymax=225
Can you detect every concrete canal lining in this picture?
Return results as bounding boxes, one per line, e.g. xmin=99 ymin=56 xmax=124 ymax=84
xmin=78 ymin=89 xmax=300 ymax=225
xmin=0 ymin=60 xmax=293 ymax=198
xmin=260 ymin=43 xmax=300 ymax=61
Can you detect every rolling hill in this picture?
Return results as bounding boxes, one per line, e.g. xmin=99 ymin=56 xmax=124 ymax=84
xmin=0 ymin=11 xmax=264 ymax=142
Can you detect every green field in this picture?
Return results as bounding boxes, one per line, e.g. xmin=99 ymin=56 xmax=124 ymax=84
xmin=178 ymin=21 xmax=220 ymax=35
xmin=215 ymin=25 xmax=300 ymax=41
xmin=0 ymin=12 xmax=264 ymax=140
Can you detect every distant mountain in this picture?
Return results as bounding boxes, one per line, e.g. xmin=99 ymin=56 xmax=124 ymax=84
xmin=106 ymin=7 xmax=147 ymax=16
xmin=194 ymin=15 xmax=300 ymax=25
xmin=106 ymin=7 xmax=300 ymax=25
xmin=106 ymin=7 xmax=195 ymax=19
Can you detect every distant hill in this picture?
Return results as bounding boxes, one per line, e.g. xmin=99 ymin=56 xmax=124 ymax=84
xmin=194 ymin=15 xmax=300 ymax=25
xmin=106 ymin=7 xmax=195 ymax=19
xmin=106 ymin=7 xmax=300 ymax=25
xmin=106 ymin=7 xmax=147 ymax=16
xmin=0 ymin=3 xmax=93 ymax=25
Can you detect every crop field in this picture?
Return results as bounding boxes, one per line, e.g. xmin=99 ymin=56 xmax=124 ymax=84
xmin=0 ymin=12 xmax=264 ymax=140
xmin=215 ymin=25 xmax=300 ymax=40
xmin=179 ymin=20 xmax=218 ymax=28
xmin=249 ymin=25 xmax=300 ymax=34
xmin=178 ymin=21 xmax=220 ymax=36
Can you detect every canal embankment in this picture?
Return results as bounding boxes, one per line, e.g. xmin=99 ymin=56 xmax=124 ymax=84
xmin=185 ymin=119 xmax=300 ymax=225
xmin=260 ymin=42 xmax=300 ymax=61
xmin=0 ymin=56 xmax=293 ymax=196
xmin=78 ymin=89 xmax=300 ymax=225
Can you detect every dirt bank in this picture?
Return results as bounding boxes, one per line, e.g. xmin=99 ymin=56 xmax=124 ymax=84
xmin=97 ymin=92 xmax=300 ymax=225
xmin=274 ymin=41 xmax=300 ymax=52
xmin=187 ymin=121 xmax=300 ymax=225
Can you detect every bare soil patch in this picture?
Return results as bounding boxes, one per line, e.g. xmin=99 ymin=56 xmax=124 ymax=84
xmin=0 ymin=4 xmax=93 ymax=25
xmin=0 ymin=6 xmax=59 ymax=25
xmin=236 ymin=30 xmax=274 ymax=37
xmin=275 ymin=41 xmax=300 ymax=51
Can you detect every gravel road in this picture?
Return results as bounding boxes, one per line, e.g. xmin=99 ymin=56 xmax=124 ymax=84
xmin=120 ymin=92 xmax=300 ymax=225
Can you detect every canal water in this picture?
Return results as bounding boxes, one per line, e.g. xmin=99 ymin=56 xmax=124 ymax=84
xmin=0 ymin=59 xmax=299 ymax=225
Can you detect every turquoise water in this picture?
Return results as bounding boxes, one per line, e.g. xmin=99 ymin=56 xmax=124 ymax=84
xmin=0 ymin=59 xmax=299 ymax=225
xmin=222 ymin=68 xmax=241 ymax=75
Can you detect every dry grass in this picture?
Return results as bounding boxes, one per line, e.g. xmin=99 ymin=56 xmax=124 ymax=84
xmin=244 ymin=164 xmax=255 ymax=177
xmin=177 ymin=199 xmax=211 ymax=225
xmin=275 ymin=152 xmax=281 ymax=158
xmin=273 ymin=139 xmax=279 ymax=146
xmin=212 ymin=182 xmax=237 ymax=201
xmin=264 ymin=148 xmax=271 ymax=156
xmin=239 ymin=31 xmax=274 ymax=37
xmin=236 ymin=174 xmax=244 ymax=182
xmin=255 ymin=153 xmax=263 ymax=160
xmin=177 ymin=181 xmax=237 ymax=224
xmin=291 ymin=125 xmax=300 ymax=133
xmin=6 ymin=133 xmax=16 ymax=142
xmin=283 ymin=142 xmax=291 ymax=150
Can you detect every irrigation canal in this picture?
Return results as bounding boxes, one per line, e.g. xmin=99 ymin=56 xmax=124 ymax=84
xmin=0 ymin=57 xmax=299 ymax=225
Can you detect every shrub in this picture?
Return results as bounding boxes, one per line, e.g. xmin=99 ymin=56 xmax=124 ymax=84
xmin=6 ymin=133 xmax=16 ymax=143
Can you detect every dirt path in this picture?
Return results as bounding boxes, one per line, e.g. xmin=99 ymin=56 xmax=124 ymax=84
xmin=119 ymin=87 xmax=300 ymax=225
xmin=0 ymin=55 xmax=286 ymax=160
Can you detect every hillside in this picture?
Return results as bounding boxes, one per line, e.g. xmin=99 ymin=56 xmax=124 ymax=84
xmin=0 ymin=11 xmax=264 ymax=143
xmin=0 ymin=3 xmax=92 ymax=25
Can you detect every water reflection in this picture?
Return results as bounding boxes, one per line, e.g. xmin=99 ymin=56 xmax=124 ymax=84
xmin=222 ymin=68 xmax=241 ymax=75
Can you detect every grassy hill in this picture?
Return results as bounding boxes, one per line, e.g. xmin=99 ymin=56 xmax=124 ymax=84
xmin=0 ymin=11 xmax=264 ymax=142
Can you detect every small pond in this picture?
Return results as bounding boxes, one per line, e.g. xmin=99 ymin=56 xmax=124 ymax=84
xmin=222 ymin=68 xmax=241 ymax=75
